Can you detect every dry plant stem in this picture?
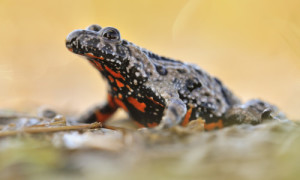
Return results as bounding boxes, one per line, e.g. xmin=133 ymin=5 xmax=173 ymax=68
xmin=0 ymin=122 xmax=102 ymax=137
xmin=0 ymin=115 xmax=42 ymax=120
xmin=0 ymin=119 xmax=65 ymax=129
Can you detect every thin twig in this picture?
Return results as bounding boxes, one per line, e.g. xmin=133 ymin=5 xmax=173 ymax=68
xmin=0 ymin=122 xmax=102 ymax=137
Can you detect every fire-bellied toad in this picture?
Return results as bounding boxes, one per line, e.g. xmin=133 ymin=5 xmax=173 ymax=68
xmin=65 ymin=24 xmax=283 ymax=130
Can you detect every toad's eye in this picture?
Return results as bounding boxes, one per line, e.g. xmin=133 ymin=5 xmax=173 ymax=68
xmin=100 ymin=27 xmax=121 ymax=41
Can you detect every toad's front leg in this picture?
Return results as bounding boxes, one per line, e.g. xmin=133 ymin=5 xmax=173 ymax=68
xmin=78 ymin=94 xmax=118 ymax=124
xmin=157 ymin=98 xmax=187 ymax=129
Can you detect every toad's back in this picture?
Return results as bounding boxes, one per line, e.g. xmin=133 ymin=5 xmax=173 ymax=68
xmin=140 ymin=51 xmax=241 ymax=121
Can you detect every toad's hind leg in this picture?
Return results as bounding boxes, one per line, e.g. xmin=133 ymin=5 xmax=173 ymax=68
xmin=78 ymin=94 xmax=118 ymax=124
xmin=223 ymin=99 xmax=285 ymax=126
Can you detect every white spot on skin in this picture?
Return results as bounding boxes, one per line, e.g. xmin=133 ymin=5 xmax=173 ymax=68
xmin=133 ymin=79 xmax=138 ymax=85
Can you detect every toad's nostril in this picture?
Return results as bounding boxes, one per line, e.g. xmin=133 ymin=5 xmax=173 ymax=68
xmin=66 ymin=30 xmax=83 ymax=44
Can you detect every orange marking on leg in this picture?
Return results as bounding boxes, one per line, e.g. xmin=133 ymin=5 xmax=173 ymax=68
xmin=146 ymin=96 xmax=164 ymax=107
xmin=93 ymin=60 xmax=104 ymax=71
xmin=113 ymin=87 xmax=118 ymax=92
xmin=181 ymin=107 xmax=193 ymax=126
xmin=104 ymin=66 xmax=125 ymax=80
xmin=127 ymin=97 xmax=146 ymax=112
xmin=108 ymin=75 xmax=114 ymax=83
xmin=95 ymin=111 xmax=112 ymax=123
xmin=116 ymin=79 xmax=124 ymax=88
xmin=118 ymin=93 xmax=123 ymax=99
xmin=107 ymin=94 xmax=115 ymax=108
xmin=86 ymin=53 xmax=105 ymax=60
xmin=147 ymin=122 xmax=158 ymax=128
xmin=126 ymin=85 xmax=132 ymax=91
xmin=114 ymin=97 xmax=128 ymax=112
xmin=204 ymin=119 xmax=224 ymax=131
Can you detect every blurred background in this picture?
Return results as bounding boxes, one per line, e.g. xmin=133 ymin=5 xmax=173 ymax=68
xmin=0 ymin=0 xmax=299 ymax=120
